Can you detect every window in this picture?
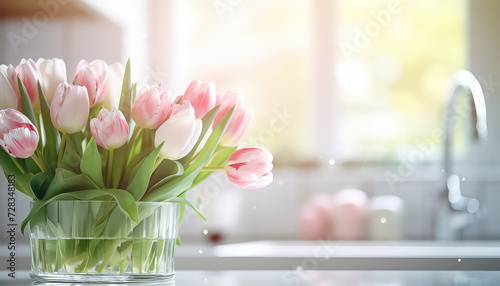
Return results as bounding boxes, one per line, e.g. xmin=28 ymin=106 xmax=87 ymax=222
xmin=175 ymin=0 xmax=465 ymax=165
xmin=336 ymin=0 xmax=465 ymax=161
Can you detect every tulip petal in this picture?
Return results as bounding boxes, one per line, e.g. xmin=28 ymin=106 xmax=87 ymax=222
xmin=155 ymin=106 xmax=202 ymax=160
xmin=226 ymin=147 xmax=274 ymax=189
xmin=50 ymin=83 xmax=90 ymax=134
xmin=0 ymin=72 xmax=20 ymax=110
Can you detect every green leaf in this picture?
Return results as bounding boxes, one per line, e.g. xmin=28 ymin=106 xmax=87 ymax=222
xmin=30 ymin=172 xmax=48 ymax=198
xmin=21 ymin=188 xmax=139 ymax=234
xmin=131 ymin=83 xmax=137 ymax=106
xmin=42 ymin=168 xmax=98 ymax=200
xmin=179 ymin=105 xmax=220 ymax=166
xmin=127 ymin=145 xmax=154 ymax=172
xmin=17 ymin=76 xmax=38 ymax=130
xmin=24 ymin=157 xmax=40 ymax=174
xmin=175 ymin=193 xmax=186 ymax=246
xmin=125 ymin=142 xmax=163 ymax=200
xmin=38 ymin=81 xmax=60 ymax=168
xmin=81 ymin=138 xmax=105 ymax=188
xmin=0 ymin=147 xmax=24 ymax=176
xmin=111 ymin=144 xmax=127 ymax=189
xmin=35 ymin=149 xmax=54 ymax=179
xmin=148 ymin=159 xmax=184 ymax=191
xmin=59 ymin=133 xmax=83 ymax=173
xmin=118 ymin=59 xmax=132 ymax=123
xmin=143 ymin=107 xmax=234 ymax=202
xmin=15 ymin=173 xmax=38 ymax=199
xmin=121 ymin=157 xmax=145 ymax=188
xmin=168 ymin=196 xmax=206 ymax=222
xmin=191 ymin=145 xmax=237 ymax=188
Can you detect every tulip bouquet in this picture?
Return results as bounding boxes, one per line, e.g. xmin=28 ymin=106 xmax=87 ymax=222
xmin=0 ymin=58 xmax=273 ymax=277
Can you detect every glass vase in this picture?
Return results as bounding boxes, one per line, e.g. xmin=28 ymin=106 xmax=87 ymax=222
xmin=29 ymin=200 xmax=179 ymax=283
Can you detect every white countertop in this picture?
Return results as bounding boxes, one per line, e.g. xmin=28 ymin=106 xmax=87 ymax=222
xmin=5 ymin=241 xmax=500 ymax=271
xmin=2 ymin=270 xmax=500 ymax=285
xmin=175 ymin=240 xmax=500 ymax=270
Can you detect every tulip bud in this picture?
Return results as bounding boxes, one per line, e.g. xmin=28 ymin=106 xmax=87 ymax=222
xmin=0 ymin=72 xmax=20 ymax=110
xmin=214 ymin=91 xmax=253 ymax=147
xmin=90 ymin=107 xmax=129 ymax=150
xmin=50 ymin=83 xmax=90 ymax=134
xmin=73 ymin=59 xmax=107 ymax=107
xmin=226 ymin=147 xmax=273 ymax=189
xmin=101 ymin=62 xmax=124 ymax=109
xmin=0 ymin=109 xmax=39 ymax=158
xmin=154 ymin=104 xmax=202 ymax=160
xmin=132 ymin=85 xmax=172 ymax=129
xmin=183 ymin=80 xmax=216 ymax=119
xmin=14 ymin=59 xmax=44 ymax=110
xmin=36 ymin=58 xmax=67 ymax=104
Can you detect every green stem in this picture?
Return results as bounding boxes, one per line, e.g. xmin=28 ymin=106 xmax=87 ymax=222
xmin=31 ymin=153 xmax=46 ymax=173
xmin=106 ymin=149 xmax=114 ymax=188
xmin=35 ymin=114 xmax=43 ymax=152
xmin=57 ymin=133 xmax=66 ymax=166
xmin=12 ymin=158 xmax=25 ymax=174
xmin=127 ymin=126 xmax=142 ymax=164
xmin=200 ymin=166 xmax=226 ymax=172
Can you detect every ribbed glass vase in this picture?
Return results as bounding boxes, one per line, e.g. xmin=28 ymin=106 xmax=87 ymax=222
xmin=29 ymin=200 xmax=179 ymax=283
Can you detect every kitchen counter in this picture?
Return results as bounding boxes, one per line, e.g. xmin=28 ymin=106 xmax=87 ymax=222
xmin=176 ymin=240 xmax=500 ymax=270
xmin=1 ymin=270 xmax=500 ymax=285
xmin=5 ymin=241 xmax=500 ymax=271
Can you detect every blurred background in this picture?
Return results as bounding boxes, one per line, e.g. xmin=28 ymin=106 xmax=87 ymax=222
xmin=1 ymin=0 xmax=500 ymax=247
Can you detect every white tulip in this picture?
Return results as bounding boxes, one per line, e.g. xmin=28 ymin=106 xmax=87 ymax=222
xmin=36 ymin=58 xmax=67 ymax=104
xmin=154 ymin=104 xmax=202 ymax=160
xmin=0 ymin=64 xmax=8 ymax=76
xmin=0 ymin=72 xmax=19 ymax=110
xmin=101 ymin=62 xmax=125 ymax=109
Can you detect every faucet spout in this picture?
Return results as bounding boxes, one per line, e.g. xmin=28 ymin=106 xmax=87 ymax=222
xmin=436 ymin=70 xmax=488 ymax=240
xmin=444 ymin=70 xmax=488 ymax=180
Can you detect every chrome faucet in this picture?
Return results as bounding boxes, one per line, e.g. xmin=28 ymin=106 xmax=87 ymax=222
xmin=436 ymin=70 xmax=487 ymax=240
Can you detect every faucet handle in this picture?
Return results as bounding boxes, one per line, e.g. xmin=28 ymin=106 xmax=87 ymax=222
xmin=447 ymin=174 xmax=480 ymax=213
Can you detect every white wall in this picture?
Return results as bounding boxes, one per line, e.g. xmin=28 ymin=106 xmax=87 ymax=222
xmin=0 ymin=16 xmax=123 ymax=76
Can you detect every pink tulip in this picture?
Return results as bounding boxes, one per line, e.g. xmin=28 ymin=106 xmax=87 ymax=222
xmin=50 ymin=83 xmax=90 ymax=134
xmin=132 ymin=85 xmax=172 ymax=129
xmin=220 ymin=107 xmax=253 ymax=146
xmin=0 ymin=109 xmax=39 ymax=158
xmin=36 ymin=58 xmax=67 ymax=104
xmin=10 ymin=59 xmax=44 ymax=110
xmin=86 ymin=59 xmax=108 ymax=77
xmin=169 ymin=100 xmax=193 ymax=118
xmin=73 ymin=59 xmax=107 ymax=107
xmin=90 ymin=107 xmax=129 ymax=150
xmin=214 ymin=92 xmax=253 ymax=146
xmin=226 ymin=147 xmax=273 ymax=189
xmin=214 ymin=91 xmax=243 ymax=124
xmin=183 ymin=80 xmax=216 ymax=119
xmin=155 ymin=103 xmax=202 ymax=160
